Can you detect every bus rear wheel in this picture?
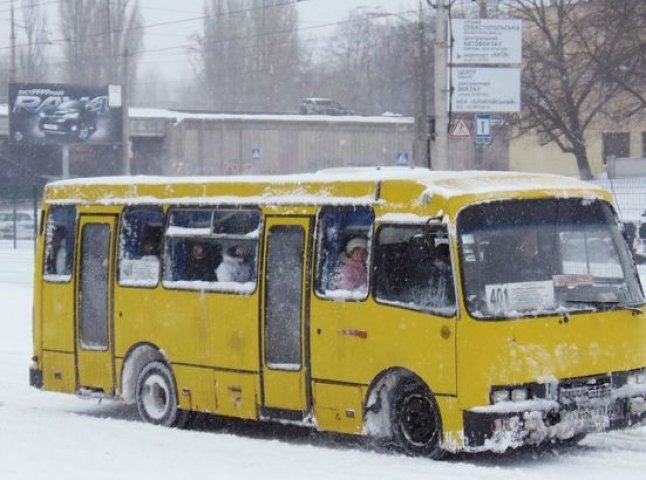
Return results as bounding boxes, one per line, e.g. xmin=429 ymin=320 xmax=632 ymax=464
xmin=135 ymin=361 xmax=189 ymax=428
xmin=390 ymin=378 xmax=445 ymax=459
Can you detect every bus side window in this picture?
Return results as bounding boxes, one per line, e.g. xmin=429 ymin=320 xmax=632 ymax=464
xmin=212 ymin=209 xmax=260 ymax=285
xmin=44 ymin=205 xmax=76 ymax=280
xmin=315 ymin=206 xmax=374 ymax=299
xmin=119 ymin=206 xmax=164 ymax=287
xmin=374 ymin=224 xmax=456 ymax=314
xmin=162 ymin=207 xmax=260 ymax=291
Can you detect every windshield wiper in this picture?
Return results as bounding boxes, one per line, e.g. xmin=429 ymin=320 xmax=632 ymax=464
xmin=565 ymin=299 xmax=643 ymax=314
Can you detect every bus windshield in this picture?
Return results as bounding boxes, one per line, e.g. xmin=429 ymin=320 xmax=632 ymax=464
xmin=458 ymin=198 xmax=644 ymax=319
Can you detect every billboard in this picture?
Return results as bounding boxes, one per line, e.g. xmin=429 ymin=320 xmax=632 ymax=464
xmin=8 ymin=83 xmax=123 ymax=145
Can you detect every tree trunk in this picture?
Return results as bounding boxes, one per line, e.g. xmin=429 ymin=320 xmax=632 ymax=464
xmin=573 ymin=144 xmax=593 ymax=180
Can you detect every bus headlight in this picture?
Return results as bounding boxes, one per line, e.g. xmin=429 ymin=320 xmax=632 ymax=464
xmin=491 ymin=389 xmax=510 ymax=404
xmin=491 ymin=386 xmax=530 ymax=404
xmin=511 ymin=387 xmax=529 ymax=402
xmin=627 ymin=370 xmax=646 ymax=385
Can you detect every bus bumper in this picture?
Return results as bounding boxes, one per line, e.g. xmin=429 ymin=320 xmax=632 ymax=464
xmin=29 ymin=366 xmax=43 ymax=389
xmin=463 ymin=383 xmax=646 ymax=452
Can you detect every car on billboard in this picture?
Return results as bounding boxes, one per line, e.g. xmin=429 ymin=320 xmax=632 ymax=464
xmin=38 ymin=97 xmax=105 ymax=141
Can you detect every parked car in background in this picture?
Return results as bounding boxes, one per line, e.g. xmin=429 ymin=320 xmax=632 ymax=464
xmin=0 ymin=211 xmax=36 ymax=240
xmin=299 ymin=98 xmax=353 ymax=115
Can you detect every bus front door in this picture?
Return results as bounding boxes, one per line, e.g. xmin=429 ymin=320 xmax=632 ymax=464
xmin=261 ymin=217 xmax=312 ymax=418
xmin=75 ymin=215 xmax=117 ymax=394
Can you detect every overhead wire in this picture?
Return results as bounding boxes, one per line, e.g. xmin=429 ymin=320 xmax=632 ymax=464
xmin=0 ymin=0 xmax=311 ymax=51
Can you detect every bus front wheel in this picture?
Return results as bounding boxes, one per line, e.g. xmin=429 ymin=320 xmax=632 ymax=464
xmin=390 ymin=378 xmax=445 ymax=459
xmin=135 ymin=361 xmax=189 ymax=428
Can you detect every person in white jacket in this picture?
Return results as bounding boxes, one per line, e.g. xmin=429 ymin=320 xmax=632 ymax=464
xmin=216 ymin=244 xmax=252 ymax=282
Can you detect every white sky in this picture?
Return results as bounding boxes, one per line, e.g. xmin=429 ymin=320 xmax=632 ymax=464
xmin=136 ymin=0 xmax=419 ymax=81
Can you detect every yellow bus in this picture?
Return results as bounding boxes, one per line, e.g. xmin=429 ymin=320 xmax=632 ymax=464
xmin=30 ymin=168 xmax=646 ymax=457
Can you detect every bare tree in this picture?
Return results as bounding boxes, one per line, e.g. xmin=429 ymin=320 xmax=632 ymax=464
xmin=194 ymin=0 xmax=248 ymax=110
xmin=577 ymin=0 xmax=646 ymax=118
xmin=313 ymin=8 xmax=429 ymax=116
xmin=194 ymin=0 xmax=301 ymax=112
xmin=58 ymin=0 xmax=143 ymax=90
xmin=17 ymin=0 xmax=49 ymax=82
xmin=59 ymin=0 xmax=102 ymax=83
xmin=509 ymin=0 xmax=644 ymax=180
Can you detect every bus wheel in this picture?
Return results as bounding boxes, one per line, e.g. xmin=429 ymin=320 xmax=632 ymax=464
xmin=390 ymin=378 xmax=445 ymax=459
xmin=135 ymin=361 xmax=189 ymax=428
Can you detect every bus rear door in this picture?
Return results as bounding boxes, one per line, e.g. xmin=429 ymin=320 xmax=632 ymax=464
xmin=75 ymin=215 xmax=117 ymax=394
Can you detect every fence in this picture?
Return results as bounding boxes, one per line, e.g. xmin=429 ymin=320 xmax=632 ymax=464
xmin=591 ymin=177 xmax=646 ymax=223
xmin=0 ymin=183 xmax=41 ymax=249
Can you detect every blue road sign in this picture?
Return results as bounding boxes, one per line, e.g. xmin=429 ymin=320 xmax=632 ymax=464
xmin=396 ymin=152 xmax=410 ymax=166
xmin=475 ymin=113 xmax=491 ymax=145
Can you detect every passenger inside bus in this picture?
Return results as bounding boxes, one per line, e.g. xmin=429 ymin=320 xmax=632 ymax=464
xmin=334 ymin=236 xmax=368 ymax=290
xmin=216 ymin=244 xmax=252 ymax=282
xmin=141 ymin=238 xmax=158 ymax=259
xmin=514 ymin=230 xmax=546 ymax=281
xmin=425 ymin=242 xmax=455 ymax=307
xmin=48 ymin=225 xmax=68 ymax=275
xmin=186 ymin=242 xmax=216 ymax=281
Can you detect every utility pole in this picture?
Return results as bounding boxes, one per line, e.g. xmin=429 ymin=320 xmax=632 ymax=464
xmin=106 ymin=0 xmax=114 ymax=81
xmin=122 ymin=47 xmax=131 ymax=175
xmin=10 ymin=0 xmax=17 ymax=82
xmin=413 ymin=0 xmax=430 ymax=168
xmin=431 ymin=0 xmax=449 ymax=170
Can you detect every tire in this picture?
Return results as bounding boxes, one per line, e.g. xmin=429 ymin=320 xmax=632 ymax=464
xmin=135 ymin=361 xmax=190 ymax=427
xmin=390 ymin=378 xmax=445 ymax=459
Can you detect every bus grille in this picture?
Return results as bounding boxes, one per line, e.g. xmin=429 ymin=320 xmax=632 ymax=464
xmin=559 ymin=382 xmax=612 ymax=407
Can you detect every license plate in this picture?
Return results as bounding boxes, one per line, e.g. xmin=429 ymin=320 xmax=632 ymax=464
xmin=569 ymin=407 xmax=608 ymax=431
xmin=42 ymin=124 xmax=58 ymax=130
xmin=576 ymin=408 xmax=606 ymax=420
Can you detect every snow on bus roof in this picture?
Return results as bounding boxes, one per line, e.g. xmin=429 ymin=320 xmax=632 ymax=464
xmin=45 ymin=167 xmax=608 ymax=204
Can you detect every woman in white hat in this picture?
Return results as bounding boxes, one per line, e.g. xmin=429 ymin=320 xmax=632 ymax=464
xmin=335 ymin=236 xmax=368 ymax=291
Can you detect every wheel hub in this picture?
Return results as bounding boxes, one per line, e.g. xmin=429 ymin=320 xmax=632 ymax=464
xmin=142 ymin=374 xmax=170 ymax=420
xmin=400 ymin=393 xmax=437 ymax=447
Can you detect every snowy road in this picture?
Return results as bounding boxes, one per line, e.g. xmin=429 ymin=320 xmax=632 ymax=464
xmin=2 ymin=244 xmax=646 ymax=479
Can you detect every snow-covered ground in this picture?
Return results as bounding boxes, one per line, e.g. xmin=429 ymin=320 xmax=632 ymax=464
xmin=2 ymin=241 xmax=646 ymax=479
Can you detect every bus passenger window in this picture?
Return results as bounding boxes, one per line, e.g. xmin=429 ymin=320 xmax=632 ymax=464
xmin=211 ymin=209 xmax=260 ymax=285
xmin=374 ymin=224 xmax=456 ymax=314
xmin=44 ymin=205 xmax=76 ymax=280
xmin=119 ymin=206 xmax=164 ymax=287
xmin=315 ymin=206 xmax=374 ymax=299
xmin=162 ymin=207 xmax=260 ymax=292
